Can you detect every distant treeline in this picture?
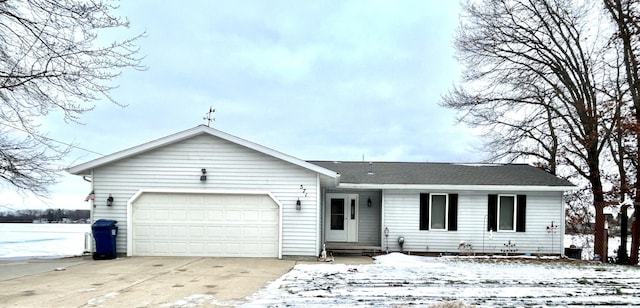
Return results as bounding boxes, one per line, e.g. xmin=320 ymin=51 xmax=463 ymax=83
xmin=0 ymin=209 xmax=90 ymax=223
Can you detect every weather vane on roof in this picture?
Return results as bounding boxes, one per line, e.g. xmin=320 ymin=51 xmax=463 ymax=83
xmin=203 ymin=106 xmax=215 ymax=127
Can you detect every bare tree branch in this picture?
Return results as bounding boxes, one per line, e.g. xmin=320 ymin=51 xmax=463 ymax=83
xmin=0 ymin=0 xmax=145 ymax=197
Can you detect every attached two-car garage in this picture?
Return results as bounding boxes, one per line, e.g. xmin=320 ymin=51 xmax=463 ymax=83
xmin=129 ymin=191 xmax=280 ymax=258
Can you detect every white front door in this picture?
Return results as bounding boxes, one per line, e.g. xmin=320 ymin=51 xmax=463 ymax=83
xmin=325 ymin=194 xmax=358 ymax=242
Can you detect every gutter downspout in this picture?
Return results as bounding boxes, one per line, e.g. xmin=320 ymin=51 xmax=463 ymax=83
xmin=560 ymin=193 xmax=566 ymax=256
xmin=316 ymin=173 xmax=321 ymax=257
xmin=88 ymin=170 xmax=95 ymax=254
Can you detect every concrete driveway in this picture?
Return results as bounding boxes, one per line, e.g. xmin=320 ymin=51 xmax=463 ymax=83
xmin=0 ymin=256 xmax=301 ymax=307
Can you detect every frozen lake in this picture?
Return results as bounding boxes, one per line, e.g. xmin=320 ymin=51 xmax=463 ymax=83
xmin=0 ymin=222 xmax=625 ymax=263
xmin=0 ymin=223 xmax=91 ymax=260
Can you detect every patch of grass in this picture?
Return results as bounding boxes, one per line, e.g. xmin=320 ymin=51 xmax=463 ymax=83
xmin=577 ymin=278 xmax=592 ymax=285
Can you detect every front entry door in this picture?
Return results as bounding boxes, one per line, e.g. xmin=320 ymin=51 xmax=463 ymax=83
xmin=325 ymin=194 xmax=358 ymax=242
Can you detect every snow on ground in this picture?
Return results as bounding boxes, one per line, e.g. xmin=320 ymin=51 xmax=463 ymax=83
xmin=242 ymin=253 xmax=640 ymax=307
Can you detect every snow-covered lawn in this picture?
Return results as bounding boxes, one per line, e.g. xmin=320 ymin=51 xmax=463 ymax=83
xmin=243 ymin=253 xmax=640 ymax=307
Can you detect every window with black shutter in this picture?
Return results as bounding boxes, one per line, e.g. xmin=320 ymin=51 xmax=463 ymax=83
xmin=488 ymin=194 xmax=526 ymax=232
xmin=420 ymin=193 xmax=458 ymax=231
xmin=448 ymin=194 xmax=458 ymax=231
xmin=516 ymin=195 xmax=526 ymax=232
xmin=487 ymin=194 xmax=497 ymax=231
xmin=419 ymin=193 xmax=429 ymax=230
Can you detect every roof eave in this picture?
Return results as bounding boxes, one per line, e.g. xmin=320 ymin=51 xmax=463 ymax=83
xmin=337 ymin=183 xmax=576 ymax=192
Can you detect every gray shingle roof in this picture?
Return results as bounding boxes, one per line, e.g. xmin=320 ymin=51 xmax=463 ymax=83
xmin=308 ymin=161 xmax=574 ymax=187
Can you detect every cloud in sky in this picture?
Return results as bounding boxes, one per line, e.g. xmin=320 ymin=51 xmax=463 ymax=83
xmin=2 ymin=0 xmax=483 ymax=209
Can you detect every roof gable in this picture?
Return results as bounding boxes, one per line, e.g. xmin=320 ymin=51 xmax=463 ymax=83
xmin=68 ymin=125 xmax=338 ymax=177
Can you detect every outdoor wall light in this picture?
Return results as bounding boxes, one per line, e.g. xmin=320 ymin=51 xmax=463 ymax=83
xmin=200 ymin=168 xmax=207 ymax=181
xmin=106 ymin=194 xmax=114 ymax=206
xmin=367 ymin=197 xmax=372 ymax=207
xmin=296 ymin=198 xmax=301 ymax=211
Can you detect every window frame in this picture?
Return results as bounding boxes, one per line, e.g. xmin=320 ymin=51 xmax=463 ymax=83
xmin=429 ymin=193 xmax=449 ymax=231
xmin=497 ymin=194 xmax=517 ymax=232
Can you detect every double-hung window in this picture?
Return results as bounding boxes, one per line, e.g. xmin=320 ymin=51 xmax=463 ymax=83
xmin=498 ymin=195 xmax=516 ymax=231
xmin=430 ymin=194 xmax=448 ymax=230
xmin=487 ymin=194 xmax=527 ymax=232
xmin=420 ymin=193 xmax=458 ymax=231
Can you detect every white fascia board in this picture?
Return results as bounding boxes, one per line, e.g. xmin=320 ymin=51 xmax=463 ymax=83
xmin=68 ymin=125 xmax=338 ymax=178
xmin=337 ymin=183 xmax=576 ymax=192
xmin=68 ymin=126 xmax=208 ymax=175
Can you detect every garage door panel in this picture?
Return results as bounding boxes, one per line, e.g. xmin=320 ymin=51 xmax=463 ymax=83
xmin=224 ymin=243 xmax=241 ymax=253
xmin=135 ymin=226 xmax=151 ymax=237
xmin=169 ymin=242 xmax=186 ymax=254
xmin=133 ymin=193 xmax=279 ymax=257
xmin=170 ymin=210 xmax=187 ymax=220
xmin=189 ymin=226 xmax=206 ymax=237
xmin=207 ymin=226 xmax=223 ymax=237
xmin=136 ymin=241 xmax=151 ymax=253
xmin=260 ymin=226 xmax=278 ymax=237
xmin=170 ymin=226 xmax=187 ymax=237
xmin=224 ymin=226 xmax=242 ymax=237
xmin=225 ymin=210 xmax=242 ymax=220
xmin=152 ymin=226 xmax=169 ymax=237
xmin=262 ymin=212 xmax=278 ymax=223
xmin=207 ymin=210 xmax=223 ymax=221
xmin=153 ymin=242 xmax=169 ymax=253
xmin=243 ymin=226 xmax=259 ymax=237
xmin=189 ymin=242 xmax=205 ymax=253
xmin=243 ymin=210 xmax=259 ymax=221
xmin=189 ymin=210 xmax=206 ymax=221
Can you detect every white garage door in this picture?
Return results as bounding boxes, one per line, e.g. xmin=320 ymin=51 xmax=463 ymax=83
xmin=132 ymin=192 xmax=279 ymax=257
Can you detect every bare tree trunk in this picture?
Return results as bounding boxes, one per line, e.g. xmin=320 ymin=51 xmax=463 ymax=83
xmin=591 ymin=159 xmax=608 ymax=261
xmin=603 ymin=0 xmax=640 ymax=264
xmin=633 ymin=163 xmax=640 ymax=264
xmin=619 ymin=205 xmax=629 ymax=263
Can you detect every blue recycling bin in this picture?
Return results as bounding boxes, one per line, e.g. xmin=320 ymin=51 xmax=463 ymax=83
xmin=92 ymin=219 xmax=118 ymax=260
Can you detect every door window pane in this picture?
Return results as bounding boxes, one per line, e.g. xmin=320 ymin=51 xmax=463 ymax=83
xmin=330 ymin=199 xmax=344 ymax=230
xmin=499 ymin=195 xmax=515 ymax=231
xmin=350 ymin=199 xmax=356 ymax=220
xmin=430 ymin=194 xmax=447 ymax=230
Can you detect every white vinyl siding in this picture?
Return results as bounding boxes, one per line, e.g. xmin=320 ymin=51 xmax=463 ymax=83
xmin=382 ymin=190 xmax=564 ymax=255
xmin=90 ymin=134 xmax=319 ymax=257
xmin=358 ymin=191 xmax=381 ymax=246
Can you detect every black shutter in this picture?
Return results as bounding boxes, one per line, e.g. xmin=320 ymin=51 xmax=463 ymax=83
xmin=516 ymin=195 xmax=527 ymax=232
xmin=419 ymin=193 xmax=429 ymax=230
xmin=448 ymin=194 xmax=458 ymax=231
xmin=488 ymin=194 xmax=497 ymax=231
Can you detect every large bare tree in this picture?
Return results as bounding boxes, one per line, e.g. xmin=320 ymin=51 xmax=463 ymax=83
xmin=0 ymin=0 xmax=144 ymax=196
xmin=443 ymin=0 xmax=617 ymax=260
xmin=603 ymin=0 xmax=640 ymax=264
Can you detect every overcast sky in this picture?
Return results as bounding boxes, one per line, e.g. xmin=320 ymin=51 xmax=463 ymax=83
xmin=2 ymin=1 xmax=483 ymax=210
